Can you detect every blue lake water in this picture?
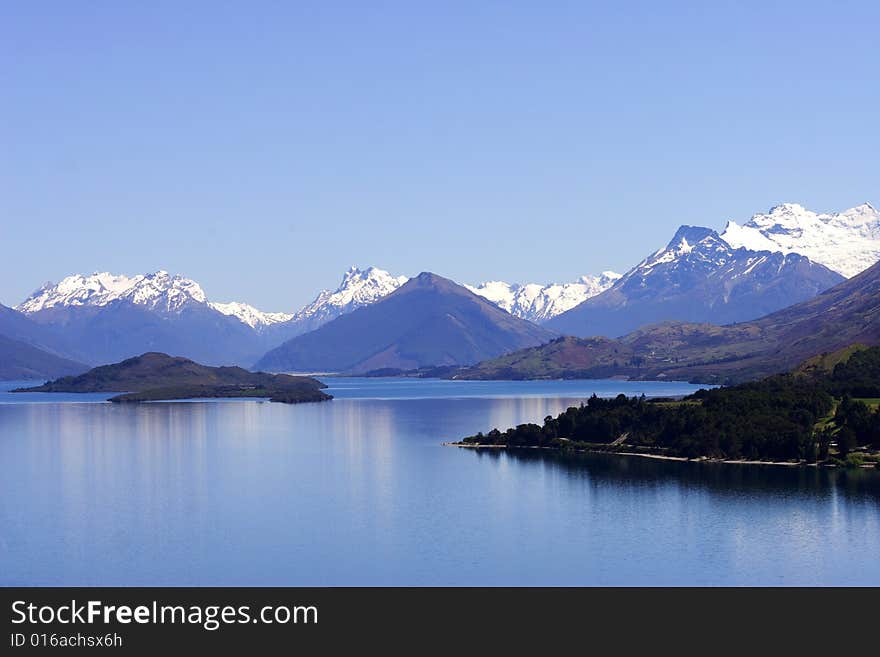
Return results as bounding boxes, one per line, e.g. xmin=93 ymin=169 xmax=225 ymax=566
xmin=1 ymin=377 xmax=878 ymax=586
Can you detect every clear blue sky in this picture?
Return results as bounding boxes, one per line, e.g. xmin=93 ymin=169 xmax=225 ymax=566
xmin=2 ymin=1 xmax=877 ymax=310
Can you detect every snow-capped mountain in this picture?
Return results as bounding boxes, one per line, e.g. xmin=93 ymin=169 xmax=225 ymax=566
xmin=18 ymin=272 xmax=143 ymax=314
xmin=208 ymin=302 xmax=293 ymax=330
xmin=721 ymin=202 xmax=880 ymax=278
xmin=286 ymin=266 xmax=621 ymax=330
xmin=257 ymin=272 xmax=557 ymax=374
xmin=465 ymin=272 xmax=621 ymax=323
xmin=18 ymin=271 xmax=293 ymax=329
xmin=15 ymin=271 xmax=297 ymax=366
xmin=19 ymin=271 xmax=208 ymax=315
xmin=288 ymin=266 xmax=409 ymax=334
xmin=546 ymin=225 xmax=844 ymax=338
xmin=118 ymin=271 xmax=208 ymax=313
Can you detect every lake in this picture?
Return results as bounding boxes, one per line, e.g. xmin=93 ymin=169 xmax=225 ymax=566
xmin=1 ymin=377 xmax=878 ymax=586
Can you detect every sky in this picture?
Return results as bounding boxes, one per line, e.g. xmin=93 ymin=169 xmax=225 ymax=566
xmin=1 ymin=1 xmax=878 ymax=311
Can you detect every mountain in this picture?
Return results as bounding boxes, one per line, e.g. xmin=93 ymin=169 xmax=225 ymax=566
xmin=546 ymin=226 xmax=843 ymax=338
xmin=20 ymin=271 xmax=292 ymax=330
xmin=0 ymin=303 xmax=81 ymax=363
xmin=256 ymin=272 xmax=557 ymax=373
xmin=633 ymin=255 xmax=880 ymax=382
xmin=465 ymin=272 xmax=621 ymax=323
xmin=20 ymin=270 xmax=210 ymax=316
xmin=0 ymin=334 xmax=88 ymax=380
xmin=287 ymin=266 xmax=408 ymax=334
xmin=0 ymin=303 xmax=61 ymax=350
xmin=208 ymin=302 xmax=293 ymax=330
xmin=18 ymin=272 xmax=141 ymax=314
xmin=17 ymin=271 xmax=278 ymax=366
xmin=14 ymin=268 xmax=415 ymax=366
xmin=721 ymin=202 xmax=880 ymax=278
xmin=1 ymin=300 xmax=86 ymax=380
xmin=451 ymin=335 xmax=633 ymax=380
xmin=289 ymin=266 xmax=623 ymax=328
xmin=458 ymin=258 xmax=880 ymax=384
xmin=16 ymin=352 xmax=331 ymax=404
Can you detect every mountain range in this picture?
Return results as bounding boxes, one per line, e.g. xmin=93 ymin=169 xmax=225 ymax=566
xmin=2 ymin=201 xmax=877 ymax=380
xmin=285 ymin=266 xmax=409 ymax=334
xmin=20 ymin=271 xmax=295 ymax=331
xmin=546 ymin=225 xmax=843 ymax=338
xmin=465 ymin=272 xmax=621 ymax=323
xmin=720 ymin=202 xmax=879 ymax=278
xmin=7 ymin=265 xmax=618 ymax=371
xmin=457 ymin=256 xmax=880 ymax=384
xmin=256 ymin=273 xmax=557 ymax=374
xmin=16 ymin=272 xmax=275 ymax=367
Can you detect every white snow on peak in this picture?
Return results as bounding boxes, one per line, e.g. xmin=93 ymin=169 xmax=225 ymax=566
xmin=17 ymin=270 xmax=290 ymax=328
xmin=627 ymin=228 xmax=733 ymax=279
xmin=208 ymin=301 xmax=294 ymax=329
xmin=118 ymin=270 xmax=207 ymax=312
xmin=290 ymin=266 xmax=409 ymax=327
xmin=17 ymin=272 xmax=143 ymax=313
xmin=721 ymin=202 xmax=880 ymax=277
xmin=466 ymin=271 xmax=621 ymax=322
xmin=720 ymin=220 xmax=780 ymax=253
xmin=18 ymin=270 xmax=211 ymax=314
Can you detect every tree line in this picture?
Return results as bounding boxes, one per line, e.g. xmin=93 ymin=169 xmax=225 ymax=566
xmin=461 ymin=346 xmax=880 ymax=463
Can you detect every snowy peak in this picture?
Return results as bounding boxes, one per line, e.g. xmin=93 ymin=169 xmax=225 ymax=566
xmin=634 ymin=225 xmax=732 ymax=276
xmin=337 ymin=265 xmax=409 ymax=296
xmin=17 ymin=270 xmax=210 ymax=315
xmin=118 ymin=271 xmax=207 ymax=312
xmin=290 ymin=266 xmax=409 ymax=329
xmin=17 ymin=271 xmax=290 ymax=329
xmin=291 ymin=265 xmax=621 ymax=329
xmin=666 ymin=225 xmax=718 ymax=251
xmin=465 ymin=271 xmax=621 ymax=323
xmin=18 ymin=272 xmax=142 ymax=313
xmin=546 ymin=222 xmax=845 ymax=339
xmin=208 ymin=301 xmax=293 ymax=329
xmin=721 ymin=202 xmax=880 ymax=277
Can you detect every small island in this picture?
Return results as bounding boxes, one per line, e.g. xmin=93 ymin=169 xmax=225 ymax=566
xmin=15 ymin=352 xmax=333 ymax=404
xmin=453 ymin=345 xmax=880 ymax=468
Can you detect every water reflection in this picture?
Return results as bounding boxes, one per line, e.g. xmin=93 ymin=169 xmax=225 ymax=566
xmin=1 ymin=386 xmax=879 ymax=586
xmin=475 ymin=449 xmax=880 ymax=502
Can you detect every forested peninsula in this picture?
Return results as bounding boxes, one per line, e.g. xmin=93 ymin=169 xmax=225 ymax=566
xmin=455 ymin=346 xmax=880 ymax=467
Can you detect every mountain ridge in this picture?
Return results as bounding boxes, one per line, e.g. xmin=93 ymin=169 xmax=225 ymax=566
xmin=456 ymin=257 xmax=880 ymax=384
xmin=0 ymin=334 xmax=89 ymax=380
xmin=465 ymin=271 xmax=621 ymax=323
xmin=256 ymin=272 xmax=557 ymax=373
xmin=546 ymin=224 xmax=843 ymax=338
xmin=720 ymin=202 xmax=879 ymax=277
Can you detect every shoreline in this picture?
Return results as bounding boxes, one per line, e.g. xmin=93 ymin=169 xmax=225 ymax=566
xmin=443 ymin=442 xmax=878 ymax=469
